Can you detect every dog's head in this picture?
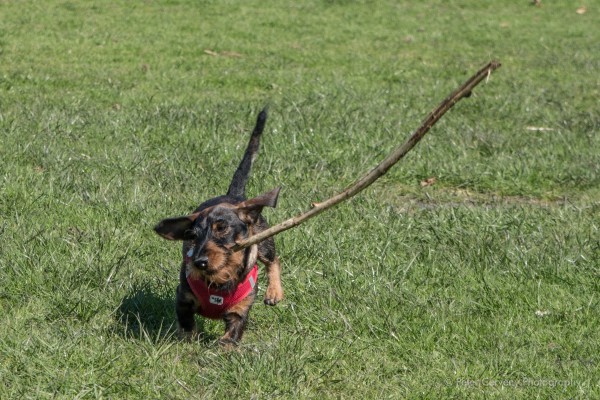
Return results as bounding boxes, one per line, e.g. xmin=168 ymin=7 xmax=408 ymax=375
xmin=154 ymin=187 xmax=280 ymax=287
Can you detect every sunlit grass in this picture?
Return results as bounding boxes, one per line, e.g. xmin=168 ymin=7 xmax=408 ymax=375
xmin=0 ymin=1 xmax=598 ymax=398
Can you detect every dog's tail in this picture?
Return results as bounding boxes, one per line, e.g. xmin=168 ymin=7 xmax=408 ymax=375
xmin=226 ymin=107 xmax=268 ymax=198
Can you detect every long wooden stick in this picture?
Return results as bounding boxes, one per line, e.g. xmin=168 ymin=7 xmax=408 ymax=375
xmin=233 ymin=60 xmax=501 ymax=252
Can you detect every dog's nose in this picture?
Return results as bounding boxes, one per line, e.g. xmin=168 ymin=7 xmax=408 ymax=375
xmin=194 ymin=255 xmax=209 ymax=269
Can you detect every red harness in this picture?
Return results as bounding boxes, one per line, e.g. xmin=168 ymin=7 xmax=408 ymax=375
xmin=185 ymin=253 xmax=257 ymax=319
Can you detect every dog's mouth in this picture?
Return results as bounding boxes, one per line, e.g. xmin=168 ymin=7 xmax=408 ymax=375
xmin=186 ymin=262 xmax=218 ymax=277
xmin=184 ymin=246 xmax=243 ymax=288
xmin=199 ymin=268 xmax=220 ymax=278
xmin=192 ymin=264 xmax=235 ymax=287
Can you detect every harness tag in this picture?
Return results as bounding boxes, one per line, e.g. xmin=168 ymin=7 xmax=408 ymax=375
xmin=209 ymin=295 xmax=224 ymax=305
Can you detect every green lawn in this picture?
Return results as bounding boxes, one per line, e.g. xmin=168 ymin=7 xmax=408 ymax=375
xmin=1 ymin=1 xmax=598 ymax=398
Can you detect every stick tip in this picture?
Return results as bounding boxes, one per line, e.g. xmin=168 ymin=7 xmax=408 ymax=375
xmin=490 ymin=60 xmax=502 ymax=69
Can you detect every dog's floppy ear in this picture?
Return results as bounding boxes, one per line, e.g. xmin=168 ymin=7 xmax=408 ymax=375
xmin=154 ymin=212 xmax=199 ymax=240
xmin=236 ymin=187 xmax=281 ymax=225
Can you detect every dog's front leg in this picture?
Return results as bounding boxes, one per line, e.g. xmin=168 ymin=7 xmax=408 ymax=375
xmin=257 ymin=239 xmax=284 ymax=306
xmin=176 ymin=286 xmax=197 ymax=340
xmin=263 ymin=255 xmax=284 ymax=305
xmin=218 ymin=295 xmax=255 ymax=347
xmin=219 ymin=314 xmax=247 ymax=347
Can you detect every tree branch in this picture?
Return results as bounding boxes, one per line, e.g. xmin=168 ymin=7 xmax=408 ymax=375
xmin=233 ymin=60 xmax=502 ymax=252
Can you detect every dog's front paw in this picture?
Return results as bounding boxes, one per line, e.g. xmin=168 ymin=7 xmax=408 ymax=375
xmin=218 ymin=336 xmax=238 ymax=350
xmin=264 ymin=285 xmax=283 ymax=306
xmin=178 ymin=329 xmax=197 ymax=342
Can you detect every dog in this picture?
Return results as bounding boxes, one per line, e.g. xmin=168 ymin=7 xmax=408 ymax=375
xmin=154 ymin=108 xmax=283 ymax=346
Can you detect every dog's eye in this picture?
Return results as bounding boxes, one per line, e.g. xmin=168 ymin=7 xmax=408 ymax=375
xmin=212 ymin=221 xmax=228 ymax=234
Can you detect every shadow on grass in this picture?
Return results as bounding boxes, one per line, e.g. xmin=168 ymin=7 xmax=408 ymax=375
xmin=117 ymin=286 xmax=216 ymax=344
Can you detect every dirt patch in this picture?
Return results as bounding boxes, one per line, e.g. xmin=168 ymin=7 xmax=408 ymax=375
xmin=371 ymin=184 xmax=596 ymax=212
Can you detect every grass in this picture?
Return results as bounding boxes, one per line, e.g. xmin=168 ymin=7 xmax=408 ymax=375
xmin=1 ymin=0 xmax=598 ymax=398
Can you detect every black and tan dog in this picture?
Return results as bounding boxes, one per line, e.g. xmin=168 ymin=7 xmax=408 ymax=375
xmin=154 ymin=108 xmax=283 ymax=346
